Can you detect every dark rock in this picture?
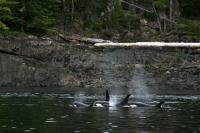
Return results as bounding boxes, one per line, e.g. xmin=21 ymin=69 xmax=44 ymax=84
xmin=0 ymin=38 xmax=200 ymax=94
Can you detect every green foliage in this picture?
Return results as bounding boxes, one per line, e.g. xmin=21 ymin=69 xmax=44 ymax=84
xmin=180 ymin=0 xmax=200 ymax=19
xmin=0 ymin=21 xmax=9 ymax=31
xmin=144 ymin=12 xmax=157 ymax=21
xmin=0 ymin=0 xmax=199 ymax=39
xmin=141 ymin=0 xmax=153 ymax=4
xmin=106 ymin=1 xmax=125 ymax=29
xmin=5 ymin=0 xmax=59 ymax=35
xmin=153 ymin=0 xmax=168 ymax=11
xmin=140 ymin=0 xmax=168 ymax=11
xmin=0 ymin=0 xmax=13 ymax=33
xmin=94 ymin=0 xmax=139 ymax=32
xmin=0 ymin=0 xmax=6 ymax=4
xmin=177 ymin=18 xmax=200 ymax=40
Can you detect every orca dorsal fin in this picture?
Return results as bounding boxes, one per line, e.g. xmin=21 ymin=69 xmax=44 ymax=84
xmin=105 ymin=89 xmax=110 ymax=101
xmin=117 ymin=94 xmax=131 ymax=106
xmin=155 ymin=101 xmax=165 ymax=108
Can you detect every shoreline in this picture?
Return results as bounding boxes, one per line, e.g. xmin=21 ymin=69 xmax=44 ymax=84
xmin=0 ymin=38 xmax=199 ymax=95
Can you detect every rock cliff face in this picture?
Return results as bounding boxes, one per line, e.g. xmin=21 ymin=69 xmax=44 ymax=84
xmin=0 ymin=38 xmax=199 ymax=94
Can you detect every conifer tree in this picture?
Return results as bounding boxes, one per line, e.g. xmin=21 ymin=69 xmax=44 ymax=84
xmin=0 ymin=0 xmax=12 ymax=32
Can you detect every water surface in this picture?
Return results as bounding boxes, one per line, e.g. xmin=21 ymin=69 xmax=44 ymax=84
xmin=0 ymin=93 xmax=200 ymax=133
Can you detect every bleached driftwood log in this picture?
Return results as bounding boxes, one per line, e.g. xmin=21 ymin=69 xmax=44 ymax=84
xmin=94 ymin=42 xmax=200 ymax=48
xmin=59 ymin=34 xmax=113 ymax=44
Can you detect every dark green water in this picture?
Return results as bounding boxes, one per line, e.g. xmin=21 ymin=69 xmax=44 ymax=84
xmin=0 ymin=93 xmax=200 ymax=133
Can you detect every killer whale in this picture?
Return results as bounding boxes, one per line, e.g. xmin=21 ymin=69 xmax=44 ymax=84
xmin=113 ymin=94 xmax=165 ymax=108
xmin=72 ymin=90 xmax=110 ymax=108
xmin=72 ymin=90 xmax=131 ymax=108
xmin=71 ymin=90 xmax=165 ymax=108
xmin=92 ymin=89 xmax=110 ymax=107
xmin=72 ymin=101 xmax=94 ymax=108
xmin=115 ymin=94 xmax=131 ymax=107
xmin=92 ymin=91 xmax=131 ymax=107
xmin=129 ymin=101 xmax=165 ymax=108
xmin=111 ymin=93 xmax=165 ymax=108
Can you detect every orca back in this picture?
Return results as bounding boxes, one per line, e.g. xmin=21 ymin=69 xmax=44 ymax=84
xmin=73 ymin=102 xmax=90 ymax=108
xmin=93 ymin=101 xmax=109 ymax=107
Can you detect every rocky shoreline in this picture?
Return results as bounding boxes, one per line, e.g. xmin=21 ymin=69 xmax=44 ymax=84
xmin=0 ymin=38 xmax=200 ymax=94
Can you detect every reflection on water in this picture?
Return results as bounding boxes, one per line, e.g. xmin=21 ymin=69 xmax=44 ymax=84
xmin=0 ymin=92 xmax=200 ymax=133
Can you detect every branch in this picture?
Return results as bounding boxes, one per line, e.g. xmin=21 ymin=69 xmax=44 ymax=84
xmin=120 ymin=0 xmax=152 ymax=13
xmin=120 ymin=0 xmax=177 ymax=24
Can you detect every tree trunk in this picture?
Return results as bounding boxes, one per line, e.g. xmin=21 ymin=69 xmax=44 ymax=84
xmin=152 ymin=4 xmax=162 ymax=32
xmin=169 ymin=0 xmax=173 ymax=27
xmin=20 ymin=19 xmax=24 ymax=33
xmin=172 ymin=0 xmax=180 ymax=21
xmin=61 ymin=0 xmax=66 ymax=34
xmin=20 ymin=0 xmax=25 ymax=33
xmin=71 ymin=0 xmax=74 ymax=21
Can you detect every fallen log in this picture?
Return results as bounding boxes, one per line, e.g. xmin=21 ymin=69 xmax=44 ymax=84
xmin=59 ymin=34 xmax=113 ymax=44
xmin=94 ymin=42 xmax=200 ymax=48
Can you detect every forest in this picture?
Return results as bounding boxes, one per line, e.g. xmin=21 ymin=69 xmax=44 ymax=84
xmin=0 ymin=0 xmax=200 ymax=42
